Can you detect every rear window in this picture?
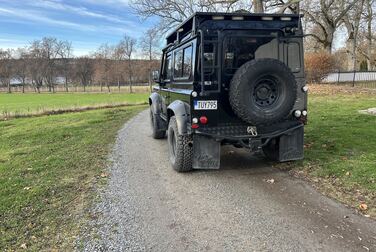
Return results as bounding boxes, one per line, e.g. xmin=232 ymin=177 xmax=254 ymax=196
xmin=223 ymin=36 xmax=278 ymax=74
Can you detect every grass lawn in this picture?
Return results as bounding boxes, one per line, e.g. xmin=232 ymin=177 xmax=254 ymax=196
xmin=0 ymin=93 xmax=149 ymax=116
xmin=286 ymin=92 xmax=376 ymax=215
xmin=0 ymin=105 xmax=146 ymax=251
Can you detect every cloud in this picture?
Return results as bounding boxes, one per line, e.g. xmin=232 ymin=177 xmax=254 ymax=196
xmin=29 ymin=0 xmax=136 ymax=26
xmin=0 ymin=6 xmax=139 ymax=35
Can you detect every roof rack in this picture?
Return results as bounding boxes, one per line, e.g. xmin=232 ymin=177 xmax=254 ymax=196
xmin=165 ymin=12 xmax=301 ymax=45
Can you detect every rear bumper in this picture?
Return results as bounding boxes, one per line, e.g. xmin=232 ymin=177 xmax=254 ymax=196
xmin=194 ymin=121 xmax=305 ymax=162
xmin=194 ymin=121 xmax=303 ymax=143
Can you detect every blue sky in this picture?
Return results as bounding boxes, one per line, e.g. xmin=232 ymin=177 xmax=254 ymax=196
xmin=0 ymin=0 xmax=157 ymax=56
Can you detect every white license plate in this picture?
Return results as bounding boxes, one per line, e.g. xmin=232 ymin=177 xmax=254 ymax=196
xmin=194 ymin=100 xmax=218 ymax=110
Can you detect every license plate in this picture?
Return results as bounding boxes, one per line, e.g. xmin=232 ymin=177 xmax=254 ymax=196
xmin=194 ymin=100 xmax=218 ymax=110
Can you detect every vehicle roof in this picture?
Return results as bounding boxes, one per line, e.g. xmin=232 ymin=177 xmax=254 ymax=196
xmin=165 ymin=12 xmax=301 ymax=45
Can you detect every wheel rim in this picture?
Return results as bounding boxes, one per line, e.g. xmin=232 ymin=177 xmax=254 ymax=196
xmin=252 ymin=76 xmax=279 ymax=108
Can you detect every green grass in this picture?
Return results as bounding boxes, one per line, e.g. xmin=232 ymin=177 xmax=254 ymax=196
xmin=0 ymin=93 xmax=149 ymax=115
xmin=0 ymin=106 xmax=146 ymax=251
xmin=302 ymin=94 xmax=376 ymax=192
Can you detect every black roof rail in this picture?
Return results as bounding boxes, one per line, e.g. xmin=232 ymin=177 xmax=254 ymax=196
xmin=165 ymin=12 xmax=301 ymax=45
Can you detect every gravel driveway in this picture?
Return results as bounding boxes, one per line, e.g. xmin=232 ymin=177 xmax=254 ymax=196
xmin=78 ymin=110 xmax=376 ymax=251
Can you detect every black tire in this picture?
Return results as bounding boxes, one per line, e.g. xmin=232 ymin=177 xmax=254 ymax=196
xmin=229 ymin=58 xmax=297 ymax=125
xmin=167 ymin=116 xmax=193 ymax=172
xmin=262 ymin=138 xmax=279 ymax=161
xmin=150 ymin=108 xmax=165 ymax=139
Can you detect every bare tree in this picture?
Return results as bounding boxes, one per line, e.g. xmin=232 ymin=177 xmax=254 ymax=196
xmin=14 ymin=48 xmax=30 ymax=93
xmin=342 ymin=0 xmax=365 ymax=71
xmin=131 ymin=0 xmax=251 ymax=32
xmin=74 ymin=57 xmax=94 ymax=92
xmin=29 ymin=41 xmax=45 ymax=93
xmin=58 ymin=41 xmax=73 ymax=92
xmin=361 ymin=0 xmax=376 ymax=70
xmin=0 ymin=49 xmax=13 ymax=93
xmin=302 ymin=0 xmax=358 ymax=53
xmin=118 ymin=35 xmax=137 ymax=93
xmin=140 ymin=28 xmax=161 ymax=90
xmin=94 ymin=44 xmax=114 ymax=92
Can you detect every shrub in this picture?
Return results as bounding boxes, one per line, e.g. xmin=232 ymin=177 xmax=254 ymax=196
xmin=305 ymin=51 xmax=336 ymax=83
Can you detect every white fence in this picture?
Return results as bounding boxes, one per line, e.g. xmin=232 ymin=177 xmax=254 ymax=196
xmin=323 ymin=71 xmax=376 ymax=83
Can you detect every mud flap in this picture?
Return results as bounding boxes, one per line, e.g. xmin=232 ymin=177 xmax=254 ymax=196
xmin=279 ymin=126 xmax=304 ymax=162
xmin=193 ymin=135 xmax=221 ymax=169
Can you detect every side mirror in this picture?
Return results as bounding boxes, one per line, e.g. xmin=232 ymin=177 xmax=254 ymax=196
xmin=151 ymin=70 xmax=160 ymax=82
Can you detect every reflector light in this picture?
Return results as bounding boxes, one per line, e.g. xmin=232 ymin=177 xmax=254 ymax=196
xmin=302 ymin=86 xmax=308 ymax=92
xmin=281 ymin=17 xmax=292 ymax=21
xmin=191 ymin=91 xmax=198 ymax=97
xmin=262 ymin=16 xmax=274 ymax=21
xmin=192 ymin=118 xmax=198 ymax=124
xmin=212 ymin=16 xmax=225 ymax=20
xmin=192 ymin=124 xmax=199 ymax=129
xmin=199 ymin=116 xmax=208 ymax=124
xmin=302 ymin=110 xmax=308 ymax=116
xmin=232 ymin=16 xmax=244 ymax=21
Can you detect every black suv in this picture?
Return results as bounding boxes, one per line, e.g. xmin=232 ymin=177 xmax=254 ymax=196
xmin=149 ymin=12 xmax=307 ymax=172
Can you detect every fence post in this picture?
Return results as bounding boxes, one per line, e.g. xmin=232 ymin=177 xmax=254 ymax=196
xmin=352 ymin=70 xmax=356 ymax=87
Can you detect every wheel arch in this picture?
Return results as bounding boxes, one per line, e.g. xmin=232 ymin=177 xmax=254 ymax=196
xmin=167 ymin=100 xmax=190 ymax=135
xmin=149 ymin=92 xmax=162 ymax=114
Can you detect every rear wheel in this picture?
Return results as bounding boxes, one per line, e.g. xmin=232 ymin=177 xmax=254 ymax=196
xmin=150 ymin=108 xmax=165 ymax=139
xmin=167 ymin=116 xmax=193 ymax=172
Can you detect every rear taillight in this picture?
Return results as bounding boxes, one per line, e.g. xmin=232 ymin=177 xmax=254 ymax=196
xmin=192 ymin=124 xmax=199 ymax=129
xmin=199 ymin=116 xmax=208 ymax=124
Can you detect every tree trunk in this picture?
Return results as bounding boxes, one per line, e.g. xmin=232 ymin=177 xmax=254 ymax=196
xmin=65 ymin=77 xmax=69 ymax=92
xmin=107 ymin=82 xmax=111 ymax=93
xmin=7 ymin=81 xmax=11 ymax=93
xmin=366 ymin=0 xmax=373 ymax=70
xmin=100 ymin=82 xmax=103 ymax=92
xmin=22 ymin=81 xmax=25 ymax=93
xmin=118 ymin=78 xmax=120 ymax=92
xmin=253 ymin=0 xmax=264 ymax=13
xmin=346 ymin=36 xmax=356 ymax=71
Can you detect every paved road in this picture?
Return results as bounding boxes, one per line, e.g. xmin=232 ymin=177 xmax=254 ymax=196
xmin=80 ymin=110 xmax=376 ymax=252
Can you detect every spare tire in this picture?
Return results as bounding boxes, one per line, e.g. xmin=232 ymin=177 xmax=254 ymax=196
xmin=229 ymin=58 xmax=297 ymax=125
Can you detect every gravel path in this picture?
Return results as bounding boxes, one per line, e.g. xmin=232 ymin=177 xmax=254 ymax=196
xmin=78 ymin=110 xmax=376 ymax=251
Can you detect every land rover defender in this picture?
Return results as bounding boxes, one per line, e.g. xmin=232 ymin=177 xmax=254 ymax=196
xmin=149 ymin=12 xmax=307 ymax=172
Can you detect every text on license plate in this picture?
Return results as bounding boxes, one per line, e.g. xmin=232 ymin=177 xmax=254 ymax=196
xmin=194 ymin=100 xmax=218 ymax=110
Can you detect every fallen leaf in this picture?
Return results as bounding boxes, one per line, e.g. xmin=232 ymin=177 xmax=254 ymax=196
xmin=364 ymin=214 xmax=370 ymax=218
xmin=23 ymin=187 xmax=31 ymax=190
xmin=20 ymin=243 xmax=27 ymax=249
xmin=345 ymin=172 xmax=350 ymax=176
xmin=266 ymin=179 xmax=275 ymax=184
xmin=359 ymin=203 xmax=368 ymax=211
xmin=100 ymin=172 xmax=108 ymax=178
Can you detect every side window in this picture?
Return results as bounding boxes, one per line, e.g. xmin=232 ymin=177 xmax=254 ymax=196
xmin=173 ymin=44 xmax=193 ymax=79
xmin=163 ymin=53 xmax=172 ymax=81
xmin=183 ymin=46 xmax=192 ymax=77
xmin=174 ymin=50 xmax=183 ymax=77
